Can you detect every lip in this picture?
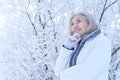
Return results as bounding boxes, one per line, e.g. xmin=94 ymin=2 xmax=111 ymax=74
xmin=74 ymin=29 xmax=81 ymax=33
xmin=76 ymin=28 xmax=81 ymax=31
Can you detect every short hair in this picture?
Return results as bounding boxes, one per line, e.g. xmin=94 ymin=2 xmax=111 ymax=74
xmin=69 ymin=11 xmax=98 ymax=35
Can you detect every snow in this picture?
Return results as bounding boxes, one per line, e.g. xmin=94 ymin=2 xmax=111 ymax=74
xmin=0 ymin=0 xmax=120 ymax=80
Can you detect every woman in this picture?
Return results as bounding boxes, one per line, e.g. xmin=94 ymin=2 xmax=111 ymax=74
xmin=54 ymin=11 xmax=111 ymax=80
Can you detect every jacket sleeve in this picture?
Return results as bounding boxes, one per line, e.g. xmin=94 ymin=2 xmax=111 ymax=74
xmin=54 ymin=46 xmax=73 ymax=76
xmin=60 ymin=41 xmax=111 ymax=80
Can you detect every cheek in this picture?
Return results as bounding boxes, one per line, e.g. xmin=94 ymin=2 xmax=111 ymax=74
xmin=71 ymin=26 xmax=75 ymax=32
xmin=81 ymin=24 xmax=88 ymax=34
xmin=83 ymin=25 xmax=88 ymax=31
xmin=83 ymin=22 xmax=88 ymax=30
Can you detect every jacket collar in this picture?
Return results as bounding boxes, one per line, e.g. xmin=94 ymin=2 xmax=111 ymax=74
xmin=69 ymin=28 xmax=101 ymax=67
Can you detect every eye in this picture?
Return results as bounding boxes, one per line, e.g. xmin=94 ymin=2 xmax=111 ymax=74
xmin=71 ymin=23 xmax=74 ymax=26
xmin=78 ymin=20 xmax=81 ymax=22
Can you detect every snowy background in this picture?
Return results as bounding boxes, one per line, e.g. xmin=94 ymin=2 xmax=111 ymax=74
xmin=0 ymin=0 xmax=120 ymax=80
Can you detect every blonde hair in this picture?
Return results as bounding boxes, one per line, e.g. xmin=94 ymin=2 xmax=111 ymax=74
xmin=69 ymin=11 xmax=98 ymax=35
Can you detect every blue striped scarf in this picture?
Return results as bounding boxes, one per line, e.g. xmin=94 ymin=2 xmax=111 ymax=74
xmin=69 ymin=29 xmax=101 ymax=67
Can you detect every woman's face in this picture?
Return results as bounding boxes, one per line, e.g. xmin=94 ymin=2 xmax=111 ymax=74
xmin=70 ymin=15 xmax=89 ymax=36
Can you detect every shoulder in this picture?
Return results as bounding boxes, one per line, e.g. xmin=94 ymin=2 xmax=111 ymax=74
xmin=92 ymin=32 xmax=111 ymax=45
xmin=86 ymin=32 xmax=111 ymax=50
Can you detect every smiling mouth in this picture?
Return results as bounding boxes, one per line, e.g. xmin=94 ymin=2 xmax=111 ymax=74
xmin=76 ymin=29 xmax=81 ymax=31
xmin=74 ymin=29 xmax=81 ymax=33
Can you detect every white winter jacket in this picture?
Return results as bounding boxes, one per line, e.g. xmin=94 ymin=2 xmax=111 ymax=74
xmin=55 ymin=32 xmax=111 ymax=80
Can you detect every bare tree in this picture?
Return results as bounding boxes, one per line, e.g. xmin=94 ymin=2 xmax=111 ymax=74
xmin=99 ymin=0 xmax=119 ymax=22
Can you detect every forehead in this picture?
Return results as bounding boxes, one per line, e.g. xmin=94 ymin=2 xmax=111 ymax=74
xmin=71 ymin=15 xmax=86 ymax=22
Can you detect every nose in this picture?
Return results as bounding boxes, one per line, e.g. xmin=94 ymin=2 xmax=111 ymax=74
xmin=73 ymin=23 xmax=79 ymax=29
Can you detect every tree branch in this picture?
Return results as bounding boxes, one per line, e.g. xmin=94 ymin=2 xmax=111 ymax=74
xmin=99 ymin=0 xmax=107 ymax=22
xmin=99 ymin=0 xmax=119 ymax=22
xmin=105 ymin=0 xmax=119 ymax=10
xmin=26 ymin=0 xmax=30 ymax=10
xmin=26 ymin=12 xmax=38 ymax=36
xmin=112 ymin=47 xmax=120 ymax=56
xmin=38 ymin=15 xmax=46 ymax=29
